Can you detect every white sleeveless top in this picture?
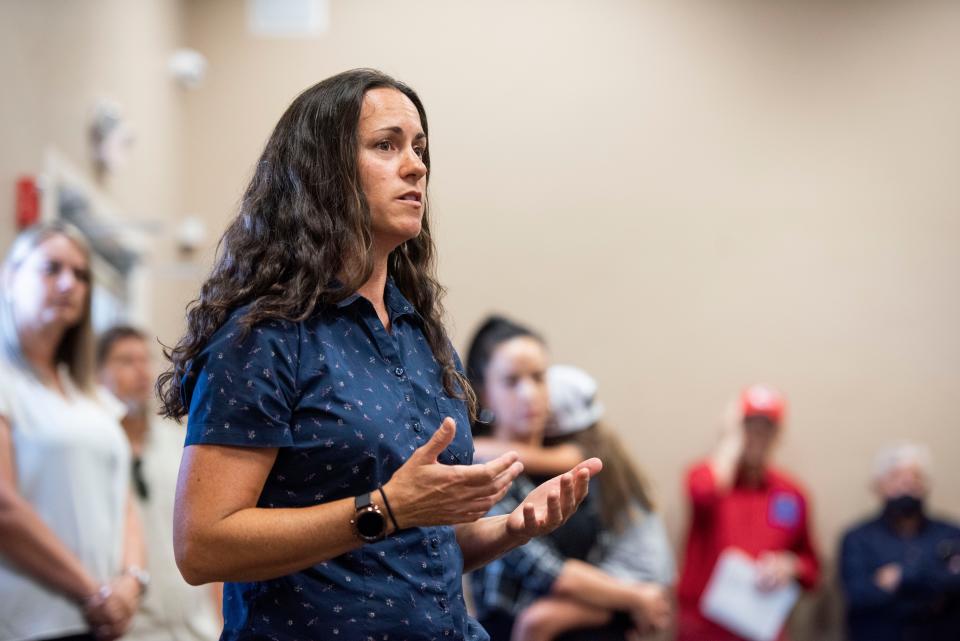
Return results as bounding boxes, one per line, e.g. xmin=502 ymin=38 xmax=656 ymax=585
xmin=0 ymin=358 xmax=130 ymax=641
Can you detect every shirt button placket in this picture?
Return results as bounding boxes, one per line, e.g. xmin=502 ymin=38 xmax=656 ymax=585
xmin=427 ymin=529 xmax=453 ymax=630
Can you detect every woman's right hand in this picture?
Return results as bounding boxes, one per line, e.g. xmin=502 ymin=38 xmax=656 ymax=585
xmin=81 ymin=581 xmax=137 ymax=641
xmin=383 ymin=418 xmax=525 ymax=528
xmin=719 ymin=399 xmax=745 ymax=452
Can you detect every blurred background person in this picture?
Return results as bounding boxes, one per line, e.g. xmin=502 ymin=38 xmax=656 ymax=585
xmin=508 ymin=364 xmax=674 ymax=641
xmin=676 ymin=385 xmax=819 ymax=641
xmin=0 ymin=222 xmax=145 ymax=641
xmin=839 ymin=442 xmax=960 ymax=641
xmin=466 ymin=316 xmax=670 ymax=641
xmin=96 ymin=325 xmax=221 ymax=641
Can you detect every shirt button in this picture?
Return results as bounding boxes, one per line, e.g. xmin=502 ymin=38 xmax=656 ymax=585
xmin=413 ymin=422 xmax=422 ymax=433
xmin=431 ymin=538 xmax=440 ymax=549
xmin=395 ymin=367 xmax=404 ymax=377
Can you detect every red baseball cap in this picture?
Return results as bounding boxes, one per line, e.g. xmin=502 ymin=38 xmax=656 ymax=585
xmin=740 ymin=384 xmax=786 ymax=424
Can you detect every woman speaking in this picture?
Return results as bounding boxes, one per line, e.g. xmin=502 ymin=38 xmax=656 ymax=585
xmin=157 ymin=69 xmax=601 ymax=640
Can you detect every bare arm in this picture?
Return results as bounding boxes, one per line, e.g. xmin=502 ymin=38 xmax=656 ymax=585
xmin=175 ymin=418 xmax=523 ymax=585
xmin=474 ymin=437 xmax=584 ymax=477
xmin=209 ymin=582 xmax=224 ymax=626
xmin=707 ymin=401 xmax=744 ymax=493
xmin=0 ymin=415 xmax=100 ymax=602
xmin=120 ymin=493 xmax=146 ymax=571
xmin=98 ymin=494 xmax=148 ymax=637
xmin=174 ymin=444 xmax=361 ymax=584
xmin=511 ymin=596 xmax=612 ymax=641
xmin=552 ymin=559 xmax=660 ymax=612
xmin=508 ymin=561 xmax=671 ymax=635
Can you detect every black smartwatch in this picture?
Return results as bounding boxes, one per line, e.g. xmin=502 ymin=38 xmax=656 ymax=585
xmin=351 ymin=492 xmax=387 ymax=542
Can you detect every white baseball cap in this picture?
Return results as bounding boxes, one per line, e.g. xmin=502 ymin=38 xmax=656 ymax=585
xmin=546 ymin=364 xmax=605 ymax=437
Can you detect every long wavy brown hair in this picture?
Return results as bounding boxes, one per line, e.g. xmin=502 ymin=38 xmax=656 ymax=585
xmin=157 ymin=68 xmax=475 ymax=420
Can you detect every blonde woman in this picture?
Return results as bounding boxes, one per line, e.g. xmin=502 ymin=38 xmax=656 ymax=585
xmin=0 ymin=222 xmax=145 ymax=641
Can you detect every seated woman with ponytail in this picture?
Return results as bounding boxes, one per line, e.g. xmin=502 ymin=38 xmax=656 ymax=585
xmin=466 ymin=317 xmax=672 ymax=641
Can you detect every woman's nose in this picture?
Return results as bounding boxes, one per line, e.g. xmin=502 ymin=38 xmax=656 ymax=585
xmin=56 ymin=268 xmax=79 ymax=291
xmin=401 ymin=147 xmax=427 ymax=180
xmin=516 ymin=379 xmax=540 ymax=401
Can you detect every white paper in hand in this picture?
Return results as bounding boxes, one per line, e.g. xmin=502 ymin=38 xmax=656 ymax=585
xmin=700 ymin=548 xmax=800 ymax=641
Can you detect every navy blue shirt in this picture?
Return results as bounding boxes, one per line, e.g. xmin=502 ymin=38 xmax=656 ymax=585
xmin=839 ymin=512 xmax=960 ymax=641
xmin=183 ymin=278 xmax=487 ymax=641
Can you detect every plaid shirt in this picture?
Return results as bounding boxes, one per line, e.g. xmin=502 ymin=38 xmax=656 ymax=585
xmin=469 ymin=475 xmax=566 ymax=618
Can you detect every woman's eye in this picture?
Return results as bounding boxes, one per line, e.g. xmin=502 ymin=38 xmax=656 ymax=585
xmin=44 ymin=261 xmax=61 ymax=275
xmin=74 ymin=268 xmax=91 ymax=283
xmin=414 ymin=146 xmax=425 ymax=158
xmin=376 ymin=140 xmax=392 ymax=151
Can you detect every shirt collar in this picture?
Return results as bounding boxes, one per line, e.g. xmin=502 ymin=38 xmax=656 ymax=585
xmin=332 ymin=277 xmax=423 ymax=324
xmin=334 ymin=291 xmax=362 ymax=309
xmin=383 ymin=277 xmax=423 ymax=323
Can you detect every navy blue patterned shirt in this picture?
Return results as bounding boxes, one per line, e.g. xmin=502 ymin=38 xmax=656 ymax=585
xmin=182 ymin=278 xmax=487 ymax=641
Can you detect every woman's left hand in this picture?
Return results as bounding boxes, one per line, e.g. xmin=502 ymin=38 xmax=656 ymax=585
xmin=505 ymin=458 xmax=602 ymax=543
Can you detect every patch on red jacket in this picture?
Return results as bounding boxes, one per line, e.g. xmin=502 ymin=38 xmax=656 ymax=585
xmin=768 ymin=492 xmax=800 ymax=529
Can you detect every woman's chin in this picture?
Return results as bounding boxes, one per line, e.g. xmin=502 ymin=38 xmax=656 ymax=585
xmin=377 ymin=224 xmax=423 ymax=251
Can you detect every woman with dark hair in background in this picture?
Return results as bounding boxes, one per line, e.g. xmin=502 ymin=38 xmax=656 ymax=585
xmin=465 ymin=316 xmax=670 ymax=641
xmin=157 ymin=69 xmax=601 ymax=640
xmin=0 ymin=222 xmax=145 ymax=641
xmin=507 ymin=364 xmax=675 ymax=641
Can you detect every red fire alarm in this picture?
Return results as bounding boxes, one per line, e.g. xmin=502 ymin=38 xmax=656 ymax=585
xmin=15 ymin=176 xmax=40 ymax=230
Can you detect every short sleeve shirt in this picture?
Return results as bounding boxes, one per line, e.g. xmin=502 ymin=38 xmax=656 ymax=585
xmin=182 ymin=279 xmax=486 ymax=641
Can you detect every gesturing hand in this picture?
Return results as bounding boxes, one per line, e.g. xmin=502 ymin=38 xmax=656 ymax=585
xmin=383 ymin=417 xmax=525 ymax=529
xmin=505 ymin=458 xmax=602 ymax=544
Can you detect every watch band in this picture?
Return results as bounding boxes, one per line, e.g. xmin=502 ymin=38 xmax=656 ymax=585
xmin=356 ymin=491 xmax=373 ymax=511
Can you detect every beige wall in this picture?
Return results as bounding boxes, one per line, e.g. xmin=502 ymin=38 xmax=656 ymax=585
xmin=180 ymin=2 xmax=960 ymax=635
xmin=0 ymin=0 xmax=192 ymax=347
xmin=3 ymin=1 xmax=960 ymax=638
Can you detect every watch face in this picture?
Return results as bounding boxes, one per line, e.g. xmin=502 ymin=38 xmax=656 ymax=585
xmin=356 ymin=507 xmax=386 ymax=539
